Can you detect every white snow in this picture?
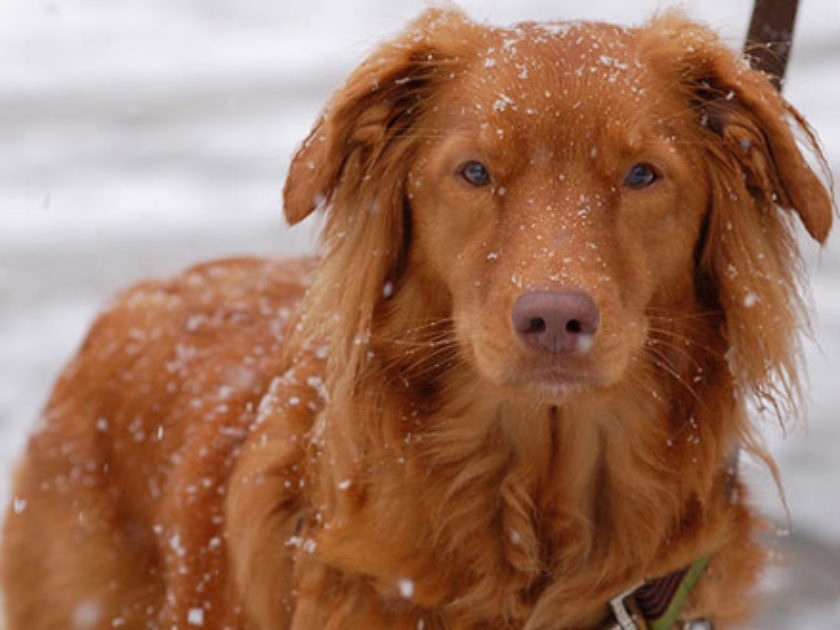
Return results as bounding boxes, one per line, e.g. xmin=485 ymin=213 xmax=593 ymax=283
xmin=493 ymin=93 xmax=515 ymax=111
xmin=187 ymin=607 xmax=204 ymax=626
xmin=71 ymin=599 xmax=102 ymax=630
xmin=576 ymin=333 xmax=594 ymax=354
xmin=398 ymin=578 xmax=415 ymax=599
xmin=169 ymin=533 xmax=187 ymax=558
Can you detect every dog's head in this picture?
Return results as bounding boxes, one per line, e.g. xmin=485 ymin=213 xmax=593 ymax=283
xmin=284 ymin=9 xmax=833 ymax=409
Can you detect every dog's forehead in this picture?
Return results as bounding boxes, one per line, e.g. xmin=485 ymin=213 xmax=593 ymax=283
xmin=447 ymin=21 xmax=662 ymax=141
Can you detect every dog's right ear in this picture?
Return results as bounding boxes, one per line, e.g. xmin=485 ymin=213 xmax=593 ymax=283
xmin=283 ymin=8 xmax=478 ymax=225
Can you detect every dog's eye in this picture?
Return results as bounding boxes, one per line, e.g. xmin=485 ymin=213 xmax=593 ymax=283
xmin=624 ymin=163 xmax=659 ymax=189
xmin=459 ymin=161 xmax=491 ymax=187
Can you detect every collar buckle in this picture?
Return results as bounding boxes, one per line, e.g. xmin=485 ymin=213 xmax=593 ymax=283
xmin=607 ymin=584 xmax=649 ymax=630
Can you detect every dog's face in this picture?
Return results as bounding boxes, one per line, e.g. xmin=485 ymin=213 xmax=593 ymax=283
xmin=284 ymin=10 xmax=832 ymax=406
xmin=406 ymin=22 xmax=710 ymax=398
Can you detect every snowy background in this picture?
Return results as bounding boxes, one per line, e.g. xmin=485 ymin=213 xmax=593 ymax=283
xmin=1 ymin=0 xmax=838 ymax=626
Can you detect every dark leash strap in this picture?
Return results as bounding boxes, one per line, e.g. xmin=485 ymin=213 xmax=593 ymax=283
xmin=745 ymin=0 xmax=800 ymax=90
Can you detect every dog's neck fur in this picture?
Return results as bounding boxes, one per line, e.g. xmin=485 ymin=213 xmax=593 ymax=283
xmin=306 ymin=280 xmax=743 ymax=629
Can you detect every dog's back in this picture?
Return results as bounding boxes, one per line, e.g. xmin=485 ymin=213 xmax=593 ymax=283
xmin=2 ymin=257 xmax=309 ymax=629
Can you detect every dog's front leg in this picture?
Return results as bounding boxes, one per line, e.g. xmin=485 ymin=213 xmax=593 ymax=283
xmin=226 ymin=356 xmax=326 ymax=630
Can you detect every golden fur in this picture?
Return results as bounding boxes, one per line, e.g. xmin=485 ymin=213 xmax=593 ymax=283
xmin=2 ymin=9 xmax=834 ymax=630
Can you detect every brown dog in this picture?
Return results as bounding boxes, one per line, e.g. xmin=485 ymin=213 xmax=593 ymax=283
xmin=2 ymin=9 xmax=833 ymax=630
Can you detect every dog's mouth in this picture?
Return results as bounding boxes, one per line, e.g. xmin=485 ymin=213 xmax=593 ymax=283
xmin=505 ymin=360 xmax=609 ymax=397
xmin=463 ymin=321 xmax=636 ymax=403
xmin=466 ymin=339 xmax=614 ymax=402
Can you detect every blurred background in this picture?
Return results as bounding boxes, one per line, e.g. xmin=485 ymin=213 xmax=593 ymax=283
xmin=1 ymin=0 xmax=838 ymax=626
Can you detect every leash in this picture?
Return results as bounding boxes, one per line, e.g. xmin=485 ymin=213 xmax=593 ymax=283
xmin=745 ymin=0 xmax=800 ymax=89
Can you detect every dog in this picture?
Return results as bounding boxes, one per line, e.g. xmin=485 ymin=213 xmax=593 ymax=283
xmin=2 ymin=8 xmax=833 ymax=630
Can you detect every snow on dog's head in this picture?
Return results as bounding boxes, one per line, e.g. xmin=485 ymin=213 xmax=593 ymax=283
xmin=284 ymin=9 xmax=833 ymax=414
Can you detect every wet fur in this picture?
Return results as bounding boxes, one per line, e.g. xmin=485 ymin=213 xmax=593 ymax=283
xmin=2 ymin=9 xmax=833 ymax=630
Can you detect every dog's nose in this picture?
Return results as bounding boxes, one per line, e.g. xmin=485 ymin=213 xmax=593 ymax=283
xmin=511 ymin=290 xmax=600 ymax=354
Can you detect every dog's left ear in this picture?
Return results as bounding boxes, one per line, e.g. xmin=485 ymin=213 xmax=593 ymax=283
xmin=643 ymin=13 xmax=834 ymax=244
xmin=641 ymin=14 xmax=835 ymax=406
